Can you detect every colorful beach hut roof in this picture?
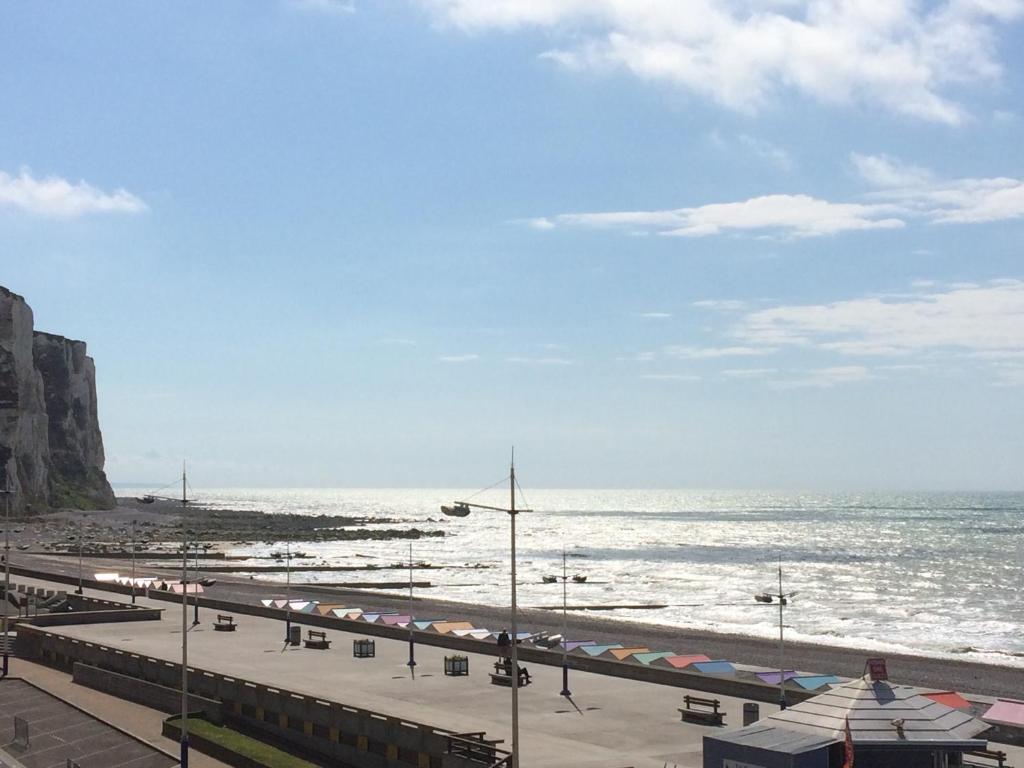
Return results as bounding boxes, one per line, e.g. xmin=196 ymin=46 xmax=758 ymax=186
xmin=630 ymin=651 xmax=675 ymax=666
xmin=653 ymin=654 xmax=712 ymax=669
xmin=604 ymin=647 xmax=649 ymax=661
xmin=756 ymin=670 xmax=798 ymax=685
xmin=573 ymin=644 xmax=622 ymax=657
xmin=923 ymin=692 xmax=971 ymax=711
xmin=562 ymin=640 xmax=595 ymax=651
xmin=793 ymin=675 xmax=843 ymax=691
xmin=691 ymin=660 xmax=736 ymax=675
xmin=427 ymin=621 xmax=475 ymax=634
xmin=768 ymin=676 xmax=989 ymax=747
xmin=982 ymin=698 xmax=1024 ymax=729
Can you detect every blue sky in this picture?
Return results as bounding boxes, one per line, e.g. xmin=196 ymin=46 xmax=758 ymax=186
xmin=2 ymin=1 xmax=1023 ymax=490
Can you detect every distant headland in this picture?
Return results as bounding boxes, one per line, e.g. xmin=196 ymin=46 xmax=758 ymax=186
xmin=0 ymin=285 xmax=114 ymax=512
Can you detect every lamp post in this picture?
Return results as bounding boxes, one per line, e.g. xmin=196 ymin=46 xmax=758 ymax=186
xmin=76 ymin=515 xmax=84 ymax=595
xmin=442 ymin=455 xmax=529 ymax=768
xmin=130 ymin=519 xmax=137 ymax=605
xmin=284 ymin=540 xmax=292 ymax=644
xmin=754 ymin=558 xmax=797 ymax=710
xmin=407 ymin=540 xmax=416 ymax=672
xmin=181 ymin=524 xmax=191 ymax=768
xmin=179 ymin=461 xmax=190 ymax=768
xmin=559 ymin=549 xmax=572 ymax=697
xmin=2 ymin=473 xmax=11 ymax=677
xmin=192 ymin=534 xmax=201 ymax=626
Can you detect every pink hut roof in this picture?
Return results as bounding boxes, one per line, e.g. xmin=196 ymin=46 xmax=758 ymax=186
xmin=984 ymin=698 xmax=1024 ymax=728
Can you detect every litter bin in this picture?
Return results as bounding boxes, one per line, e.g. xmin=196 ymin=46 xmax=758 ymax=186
xmin=288 ymin=625 xmax=301 ymax=646
xmin=743 ymin=702 xmax=760 ymax=726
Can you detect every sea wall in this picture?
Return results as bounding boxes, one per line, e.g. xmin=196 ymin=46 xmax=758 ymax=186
xmin=0 ymin=286 xmax=114 ymax=511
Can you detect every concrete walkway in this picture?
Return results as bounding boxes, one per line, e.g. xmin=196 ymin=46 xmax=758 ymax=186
xmin=6 ymin=659 xmax=229 ymax=768
xmin=12 ymin=575 xmax=767 ymax=768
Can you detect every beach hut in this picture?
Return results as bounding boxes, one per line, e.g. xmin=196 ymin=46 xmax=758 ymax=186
xmin=630 ymin=651 xmax=675 ymax=666
xmin=690 ymin=660 xmax=736 ymax=675
xmin=604 ymin=647 xmax=649 ymax=661
xmin=651 ymin=653 xmax=711 ymax=670
xmin=792 ymin=675 xmax=843 ymax=692
xmin=426 ymin=621 xmax=475 ymax=635
xmin=706 ymin=673 xmax=991 ymax=768
xmin=981 ymin=698 xmax=1024 ymax=744
xmin=572 ymin=644 xmax=622 ymax=657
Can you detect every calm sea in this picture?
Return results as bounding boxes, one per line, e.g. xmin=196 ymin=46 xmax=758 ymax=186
xmin=119 ymin=487 xmax=1024 ymax=667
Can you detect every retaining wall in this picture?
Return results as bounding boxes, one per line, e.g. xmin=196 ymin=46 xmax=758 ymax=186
xmin=19 ymin=625 xmax=507 ymax=768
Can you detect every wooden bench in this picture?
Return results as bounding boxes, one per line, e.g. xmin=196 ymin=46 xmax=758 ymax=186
xmin=489 ymin=666 xmax=531 ymax=687
xmin=965 ymin=748 xmax=1011 ymax=768
xmin=304 ymin=629 xmax=331 ymax=649
xmin=678 ymin=695 xmax=724 ymax=725
xmin=213 ymin=614 xmax=236 ymax=632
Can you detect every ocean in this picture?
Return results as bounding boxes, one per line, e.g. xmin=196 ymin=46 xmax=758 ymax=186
xmin=120 ymin=487 xmax=1024 ymax=668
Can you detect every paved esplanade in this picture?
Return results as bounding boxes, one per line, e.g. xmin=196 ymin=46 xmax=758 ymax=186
xmin=16 ymin=575 xmax=773 ymax=768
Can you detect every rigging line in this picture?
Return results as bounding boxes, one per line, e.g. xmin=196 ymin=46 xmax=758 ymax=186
xmin=514 ymin=476 xmax=531 ymax=512
xmin=462 ymin=475 xmax=511 ymax=502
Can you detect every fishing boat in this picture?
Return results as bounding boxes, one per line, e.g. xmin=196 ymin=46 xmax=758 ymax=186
xmin=572 ymin=574 xmax=587 ymax=583
xmin=542 ymin=575 xmax=557 ymax=584
xmin=440 ymin=503 xmax=471 ymax=517
xmin=136 ymin=495 xmax=156 ymax=504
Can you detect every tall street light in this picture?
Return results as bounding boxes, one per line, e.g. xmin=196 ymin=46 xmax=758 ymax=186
xmin=130 ymin=518 xmax=137 ymax=605
xmin=442 ymin=455 xmax=530 ymax=768
xmin=558 ymin=549 xmax=574 ymax=698
xmin=754 ymin=558 xmax=797 ymax=710
xmin=407 ymin=540 xmax=416 ymax=673
xmin=284 ymin=539 xmax=292 ymax=644
xmin=2 ymin=472 xmax=11 ymax=677
xmin=76 ymin=514 xmax=84 ymax=595
xmin=179 ymin=461 xmax=191 ymax=768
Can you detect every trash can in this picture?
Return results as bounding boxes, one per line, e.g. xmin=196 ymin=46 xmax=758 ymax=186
xmin=287 ymin=625 xmax=301 ymax=646
xmin=743 ymin=702 xmax=760 ymax=726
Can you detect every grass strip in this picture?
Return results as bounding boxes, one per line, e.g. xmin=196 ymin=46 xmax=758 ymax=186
xmin=169 ymin=716 xmax=318 ymax=768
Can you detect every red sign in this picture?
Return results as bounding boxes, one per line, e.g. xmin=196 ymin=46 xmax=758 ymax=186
xmin=866 ymin=658 xmax=888 ymax=681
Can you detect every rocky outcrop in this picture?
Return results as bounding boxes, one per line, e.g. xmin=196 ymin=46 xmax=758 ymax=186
xmin=0 ymin=287 xmax=114 ymax=512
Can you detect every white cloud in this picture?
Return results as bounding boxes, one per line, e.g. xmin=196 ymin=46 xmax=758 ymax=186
xmin=721 ymin=368 xmax=779 ymax=379
xmin=855 ymin=153 xmax=1024 ymax=224
xmin=772 ymin=366 xmax=874 ymax=388
xmin=640 ymin=311 xmax=673 ymax=319
xmin=737 ymin=280 xmax=1024 ymax=357
xmin=693 ymin=299 xmax=748 ymax=311
xmin=851 ymin=153 xmax=933 ymax=188
xmin=665 ymin=345 xmax=775 ymax=359
xmin=537 ymin=194 xmax=904 ymax=239
xmin=532 ymin=154 xmax=1024 ymax=241
xmin=0 ymin=169 xmax=147 ymax=217
xmin=438 ymin=354 xmax=479 ymax=362
xmin=419 ymin=0 xmax=1024 ymax=123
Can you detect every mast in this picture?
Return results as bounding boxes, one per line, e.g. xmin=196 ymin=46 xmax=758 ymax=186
xmin=509 ymin=450 xmax=520 ymax=768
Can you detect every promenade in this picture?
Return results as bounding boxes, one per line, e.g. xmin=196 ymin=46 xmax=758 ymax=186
xmin=11 ymin=573 xmax=772 ymax=768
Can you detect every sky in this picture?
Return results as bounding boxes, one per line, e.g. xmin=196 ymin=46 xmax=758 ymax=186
xmin=2 ymin=0 xmax=1023 ymax=490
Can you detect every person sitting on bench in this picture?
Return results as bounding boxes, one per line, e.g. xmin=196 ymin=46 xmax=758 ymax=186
xmin=517 ymin=666 xmax=531 ymax=686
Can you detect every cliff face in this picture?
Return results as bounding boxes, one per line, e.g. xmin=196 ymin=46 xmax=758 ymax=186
xmin=0 ymin=287 xmax=115 ymax=512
